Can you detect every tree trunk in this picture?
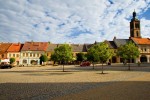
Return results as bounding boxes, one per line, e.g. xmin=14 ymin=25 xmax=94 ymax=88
xmin=93 ymin=62 xmax=94 ymax=69
xmin=63 ymin=64 xmax=65 ymax=72
xmin=128 ymin=58 xmax=131 ymax=70
xmin=101 ymin=62 xmax=104 ymax=74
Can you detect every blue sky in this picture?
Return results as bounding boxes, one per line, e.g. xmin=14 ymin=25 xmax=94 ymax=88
xmin=0 ymin=0 xmax=150 ymax=44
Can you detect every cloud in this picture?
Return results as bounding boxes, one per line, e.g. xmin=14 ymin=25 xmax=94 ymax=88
xmin=0 ymin=0 xmax=150 ymax=44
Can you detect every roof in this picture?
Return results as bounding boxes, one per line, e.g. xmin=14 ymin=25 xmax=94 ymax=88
xmin=7 ymin=43 xmax=24 ymax=52
xmin=21 ymin=42 xmax=48 ymax=51
xmin=131 ymin=38 xmax=150 ymax=45
xmin=0 ymin=43 xmax=12 ymax=53
xmin=71 ymin=44 xmax=87 ymax=52
xmin=114 ymin=39 xmax=130 ymax=47
xmin=85 ymin=44 xmax=93 ymax=51
xmin=105 ymin=41 xmax=117 ymax=49
xmin=46 ymin=44 xmax=58 ymax=52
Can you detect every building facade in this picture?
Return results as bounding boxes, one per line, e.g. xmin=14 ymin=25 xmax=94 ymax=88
xmin=20 ymin=42 xmax=48 ymax=66
xmin=0 ymin=43 xmax=12 ymax=64
xmin=7 ymin=43 xmax=23 ymax=65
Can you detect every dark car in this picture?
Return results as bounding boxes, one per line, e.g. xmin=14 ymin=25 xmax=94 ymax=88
xmin=0 ymin=64 xmax=12 ymax=69
xmin=80 ymin=61 xmax=91 ymax=67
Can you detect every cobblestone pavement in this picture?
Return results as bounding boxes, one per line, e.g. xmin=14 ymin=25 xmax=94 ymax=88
xmin=0 ymin=64 xmax=150 ymax=100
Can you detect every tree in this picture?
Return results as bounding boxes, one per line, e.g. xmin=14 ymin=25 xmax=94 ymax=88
xmin=51 ymin=53 xmax=58 ymax=65
xmin=98 ymin=42 xmax=113 ymax=74
xmin=39 ymin=55 xmax=48 ymax=65
xmin=87 ymin=42 xmax=113 ymax=73
xmin=52 ymin=44 xmax=73 ymax=72
xmin=10 ymin=58 xmax=15 ymax=64
xmin=117 ymin=41 xmax=140 ymax=70
xmin=76 ymin=52 xmax=86 ymax=62
xmin=87 ymin=45 xmax=100 ymax=69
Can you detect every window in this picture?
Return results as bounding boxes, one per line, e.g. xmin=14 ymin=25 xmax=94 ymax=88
xmin=26 ymin=53 xmax=28 ymax=57
xmin=23 ymin=53 xmax=25 ymax=57
xmin=33 ymin=53 xmax=35 ymax=57
xmin=2 ymin=54 xmax=4 ymax=58
xmin=37 ymin=54 xmax=39 ymax=57
xmin=136 ymin=31 xmax=139 ymax=37
xmin=13 ymin=54 xmax=15 ymax=57
xmin=130 ymin=23 xmax=134 ymax=29
xmin=145 ymin=48 xmax=147 ymax=52
xmin=17 ymin=54 xmax=19 ymax=57
xmin=9 ymin=54 xmax=11 ymax=57
xmin=135 ymin=23 xmax=139 ymax=28
xmin=23 ymin=59 xmax=27 ymax=64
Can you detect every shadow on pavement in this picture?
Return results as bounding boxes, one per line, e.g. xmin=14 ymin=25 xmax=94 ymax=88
xmin=0 ymin=81 xmax=150 ymax=100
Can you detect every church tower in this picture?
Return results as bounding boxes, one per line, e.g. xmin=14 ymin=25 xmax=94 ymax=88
xmin=130 ymin=10 xmax=141 ymax=38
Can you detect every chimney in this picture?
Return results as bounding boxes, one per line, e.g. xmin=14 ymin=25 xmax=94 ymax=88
xmin=113 ymin=36 xmax=116 ymax=40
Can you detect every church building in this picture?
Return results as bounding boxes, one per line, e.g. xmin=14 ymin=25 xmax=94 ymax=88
xmin=130 ymin=11 xmax=150 ymax=63
xmin=106 ymin=11 xmax=150 ymax=63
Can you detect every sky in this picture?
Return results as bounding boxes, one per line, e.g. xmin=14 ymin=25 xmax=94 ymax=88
xmin=0 ymin=0 xmax=150 ymax=44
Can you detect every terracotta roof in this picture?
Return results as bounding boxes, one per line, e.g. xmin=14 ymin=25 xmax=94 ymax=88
xmin=131 ymin=38 xmax=150 ymax=45
xmin=21 ymin=42 xmax=48 ymax=51
xmin=0 ymin=43 xmax=12 ymax=53
xmin=7 ymin=43 xmax=24 ymax=52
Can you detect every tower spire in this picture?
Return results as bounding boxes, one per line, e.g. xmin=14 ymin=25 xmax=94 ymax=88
xmin=133 ymin=9 xmax=136 ymax=18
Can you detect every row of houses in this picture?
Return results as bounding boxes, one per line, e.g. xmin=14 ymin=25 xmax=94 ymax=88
xmin=0 ymin=35 xmax=150 ymax=66
xmin=0 ymin=42 xmax=93 ymax=66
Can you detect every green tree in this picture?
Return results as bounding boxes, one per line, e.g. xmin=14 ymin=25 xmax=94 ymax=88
xmin=39 ymin=55 xmax=48 ymax=65
xmin=76 ymin=52 xmax=86 ymax=62
xmin=51 ymin=53 xmax=58 ymax=65
xmin=117 ymin=41 xmax=140 ymax=70
xmin=52 ymin=44 xmax=73 ymax=72
xmin=87 ymin=45 xmax=100 ymax=69
xmin=98 ymin=42 xmax=113 ymax=73
xmin=87 ymin=42 xmax=113 ymax=73
xmin=10 ymin=58 xmax=15 ymax=64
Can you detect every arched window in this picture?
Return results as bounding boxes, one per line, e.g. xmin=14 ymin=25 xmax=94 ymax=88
xmin=135 ymin=23 xmax=139 ymax=28
xmin=23 ymin=59 xmax=27 ymax=64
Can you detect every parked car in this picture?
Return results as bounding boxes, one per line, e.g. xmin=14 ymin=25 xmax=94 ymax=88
xmin=80 ymin=61 xmax=91 ymax=66
xmin=0 ymin=64 xmax=13 ymax=69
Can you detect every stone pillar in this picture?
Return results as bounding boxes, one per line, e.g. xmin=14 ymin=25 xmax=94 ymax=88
xmin=147 ymin=55 xmax=150 ymax=63
xmin=136 ymin=56 xmax=140 ymax=63
xmin=116 ymin=56 xmax=120 ymax=63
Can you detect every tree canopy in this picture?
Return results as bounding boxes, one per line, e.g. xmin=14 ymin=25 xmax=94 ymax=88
xmin=117 ymin=41 xmax=140 ymax=70
xmin=10 ymin=58 xmax=15 ymax=64
xmin=87 ymin=42 xmax=113 ymax=72
xmin=76 ymin=52 xmax=86 ymax=62
xmin=52 ymin=44 xmax=73 ymax=71
xmin=39 ymin=54 xmax=48 ymax=65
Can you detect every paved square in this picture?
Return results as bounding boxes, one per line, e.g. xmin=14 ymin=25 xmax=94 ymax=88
xmin=0 ymin=64 xmax=150 ymax=100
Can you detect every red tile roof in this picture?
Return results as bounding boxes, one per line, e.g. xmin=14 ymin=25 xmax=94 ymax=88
xmin=21 ymin=42 xmax=48 ymax=51
xmin=7 ymin=43 xmax=24 ymax=52
xmin=131 ymin=38 xmax=150 ymax=45
xmin=0 ymin=43 xmax=12 ymax=53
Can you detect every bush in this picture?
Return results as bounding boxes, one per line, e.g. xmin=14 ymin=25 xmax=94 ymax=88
xmin=10 ymin=58 xmax=15 ymax=64
xmin=39 ymin=55 xmax=48 ymax=65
